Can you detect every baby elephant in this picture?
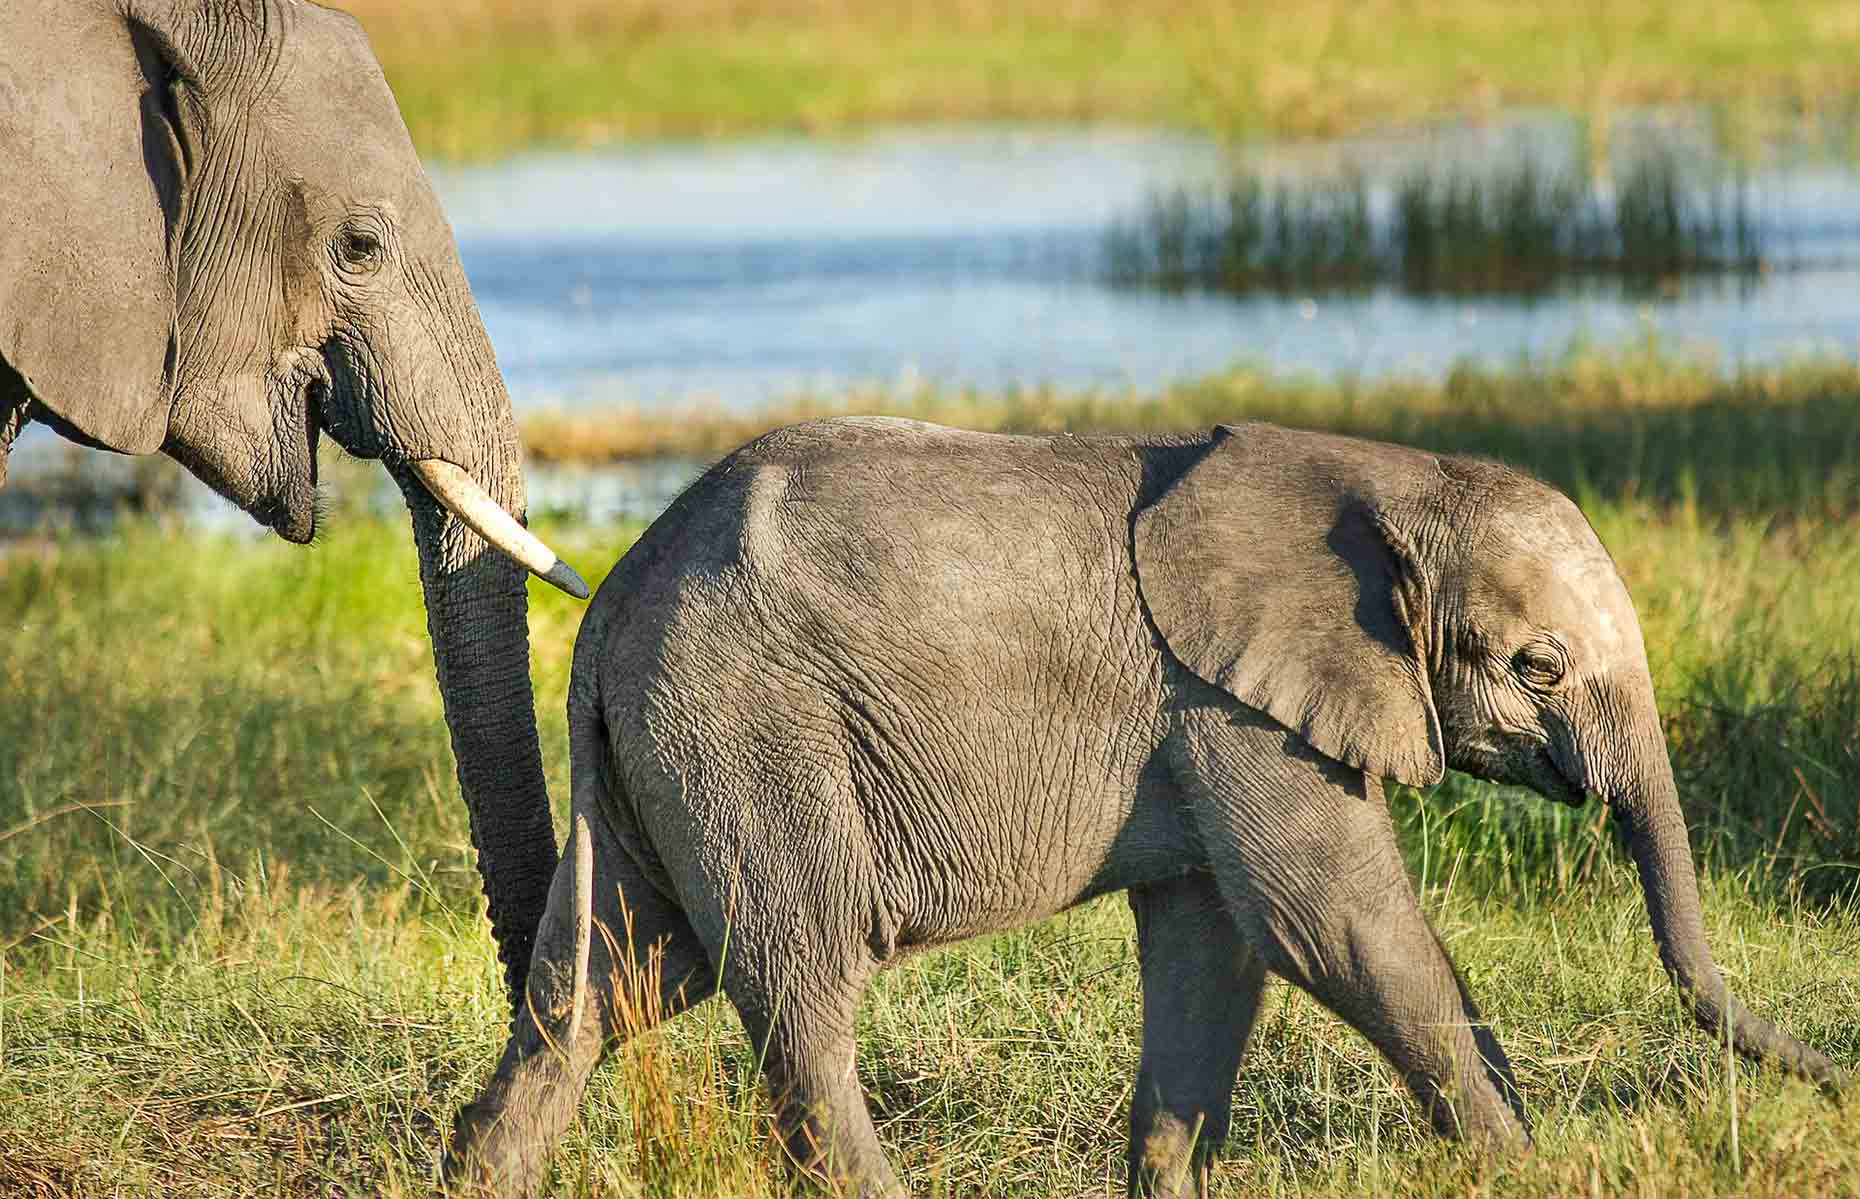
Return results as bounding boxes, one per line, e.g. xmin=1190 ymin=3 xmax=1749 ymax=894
xmin=448 ymin=417 xmax=1841 ymax=1197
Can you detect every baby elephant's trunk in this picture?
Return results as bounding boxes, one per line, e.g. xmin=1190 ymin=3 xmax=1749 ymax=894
xmin=1602 ymin=729 xmax=1844 ymax=1091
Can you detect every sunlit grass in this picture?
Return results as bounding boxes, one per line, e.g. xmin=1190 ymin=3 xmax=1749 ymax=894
xmin=519 ymin=352 xmax=1860 ymax=525
xmin=3 ymin=359 xmax=1859 ymax=1194
xmin=322 ymin=0 xmax=1860 ymax=156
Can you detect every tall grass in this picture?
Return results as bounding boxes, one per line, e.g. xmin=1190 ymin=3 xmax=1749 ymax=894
xmin=3 ymin=357 xmax=1859 ymax=1194
xmin=321 ymin=0 xmax=1860 ymax=155
xmin=1104 ymin=156 xmax=1764 ymax=296
xmin=517 ymin=353 xmax=1860 ymax=524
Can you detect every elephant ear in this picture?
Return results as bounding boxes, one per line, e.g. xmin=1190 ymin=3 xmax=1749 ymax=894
xmin=1135 ymin=423 xmax=1445 ymax=787
xmin=0 ymin=3 xmax=190 ymax=454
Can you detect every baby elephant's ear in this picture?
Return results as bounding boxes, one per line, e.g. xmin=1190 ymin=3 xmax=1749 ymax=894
xmin=1134 ymin=423 xmax=1445 ymax=788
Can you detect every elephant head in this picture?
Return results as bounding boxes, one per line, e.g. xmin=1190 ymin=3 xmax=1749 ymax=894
xmin=1137 ymin=422 xmax=1842 ymax=1088
xmin=0 ymin=0 xmax=583 ymax=1004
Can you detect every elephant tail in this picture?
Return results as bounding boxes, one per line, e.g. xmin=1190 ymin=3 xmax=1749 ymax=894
xmin=565 ymin=810 xmax=593 ymax=1042
xmin=563 ymin=666 xmax=610 ymax=1045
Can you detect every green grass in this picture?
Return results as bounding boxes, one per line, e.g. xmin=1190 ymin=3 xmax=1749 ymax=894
xmin=520 ymin=352 xmax=1860 ymax=526
xmin=323 ymin=0 xmax=1860 ymax=157
xmin=4 ymin=357 xmax=1860 ymax=1194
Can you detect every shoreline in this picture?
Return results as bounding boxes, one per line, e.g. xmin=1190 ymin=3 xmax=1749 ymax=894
xmin=4 ymin=352 xmax=1856 ymax=538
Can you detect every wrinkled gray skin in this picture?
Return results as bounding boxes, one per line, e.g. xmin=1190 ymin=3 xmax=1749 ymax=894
xmin=450 ymin=418 xmax=1843 ymax=1197
xmin=0 ymin=0 xmax=556 ymax=1003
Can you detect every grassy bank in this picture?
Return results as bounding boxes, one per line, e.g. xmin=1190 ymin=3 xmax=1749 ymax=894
xmin=4 ymin=362 xmax=1860 ymax=1194
xmin=328 ymin=0 xmax=1860 ymax=157
xmin=521 ymin=353 xmax=1860 ymax=521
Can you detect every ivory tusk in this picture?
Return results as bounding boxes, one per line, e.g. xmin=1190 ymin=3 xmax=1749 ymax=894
xmin=407 ymin=459 xmax=590 ymax=600
xmin=567 ymin=812 xmax=594 ymax=1041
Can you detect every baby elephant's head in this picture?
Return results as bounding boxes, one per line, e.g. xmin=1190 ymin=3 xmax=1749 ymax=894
xmin=1417 ymin=477 xmax=1658 ymax=810
xmin=1136 ymin=421 xmax=1658 ymax=807
xmin=1135 ymin=421 xmax=1840 ymax=1088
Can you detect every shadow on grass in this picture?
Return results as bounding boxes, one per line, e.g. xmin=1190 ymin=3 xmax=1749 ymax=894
xmin=1671 ymin=655 xmax=1860 ymax=903
xmin=0 ymin=675 xmax=483 ymax=942
xmin=0 ymin=512 xmax=573 ymax=946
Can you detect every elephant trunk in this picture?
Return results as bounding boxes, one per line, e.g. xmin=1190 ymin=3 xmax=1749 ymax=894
xmin=309 ymin=227 xmax=575 ymax=1014
xmin=398 ymin=444 xmax=559 ymax=1012
xmin=1604 ymin=722 xmax=1843 ymax=1090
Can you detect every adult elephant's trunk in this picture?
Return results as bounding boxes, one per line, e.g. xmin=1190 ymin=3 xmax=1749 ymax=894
xmin=396 ymin=445 xmax=559 ymax=1011
xmin=1602 ymin=717 xmax=1843 ymax=1090
xmin=304 ymin=191 xmax=586 ymax=1011
xmin=322 ymin=275 xmax=579 ymax=1011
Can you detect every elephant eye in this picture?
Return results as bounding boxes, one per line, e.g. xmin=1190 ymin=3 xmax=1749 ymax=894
xmin=1512 ymin=644 xmax=1567 ymax=688
xmin=335 ymin=225 xmax=386 ymax=273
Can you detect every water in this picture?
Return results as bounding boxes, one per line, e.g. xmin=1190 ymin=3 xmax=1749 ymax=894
xmin=0 ymin=439 xmax=699 ymax=536
xmin=436 ymin=126 xmax=1222 ymax=407
xmin=8 ymin=111 xmax=1860 ymax=532
xmin=439 ymin=113 xmax=1860 ymax=412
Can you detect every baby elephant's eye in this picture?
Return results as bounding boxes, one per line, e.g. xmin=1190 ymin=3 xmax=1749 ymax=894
xmin=1512 ymin=644 xmax=1567 ymax=688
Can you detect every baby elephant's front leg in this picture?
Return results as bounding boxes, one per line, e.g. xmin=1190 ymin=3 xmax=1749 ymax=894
xmin=1178 ymin=710 xmax=1532 ymax=1151
xmin=446 ymin=812 xmax=718 ymax=1196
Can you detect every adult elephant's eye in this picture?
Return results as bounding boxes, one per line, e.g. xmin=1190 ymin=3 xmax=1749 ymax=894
xmin=1513 ymin=644 xmax=1566 ymax=688
xmin=336 ymin=225 xmax=386 ymax=274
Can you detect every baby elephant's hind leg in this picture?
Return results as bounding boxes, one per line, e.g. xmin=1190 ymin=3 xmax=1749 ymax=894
xmin=726 ymin=956 xmax=902 ymax=1199
xmin=446 ymin=808 xmax=718 ymax=1196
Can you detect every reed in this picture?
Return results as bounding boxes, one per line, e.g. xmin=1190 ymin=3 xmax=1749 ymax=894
xmin=1105 ymin=155 xmax=1764 ymax=296
xmin=512 ymin=353 xmax=1860 ymax=526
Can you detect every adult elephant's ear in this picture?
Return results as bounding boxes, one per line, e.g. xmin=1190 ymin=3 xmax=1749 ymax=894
xmin=1134 ymin=423 xmax=1445 ymax=787
xmin=0 ymin=4 xmax=190 ymax=454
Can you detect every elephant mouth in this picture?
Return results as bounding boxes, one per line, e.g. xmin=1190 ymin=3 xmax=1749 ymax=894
xmin=1461 ymin=738 xmax=1591 ymax=808
xmin=256 ymin=457 xmax=319 ymax=543
xmin=1540 ymin=745 xmax=1593 ymax=808
xmin=303 ymin=371 xmax=586 ymax=596
xmin=262 ymin=381 xmax=326 ymax=544
xmin=167 ymin=375 xmax=323 ymax=545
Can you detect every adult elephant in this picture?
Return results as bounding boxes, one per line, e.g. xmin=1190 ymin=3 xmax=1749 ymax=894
xmin=0 ymin=0 xmax=585 ymax=1008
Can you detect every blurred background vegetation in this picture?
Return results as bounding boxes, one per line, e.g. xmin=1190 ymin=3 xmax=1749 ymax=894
xmin=335 ymin=0 xmax=1860 ymax=155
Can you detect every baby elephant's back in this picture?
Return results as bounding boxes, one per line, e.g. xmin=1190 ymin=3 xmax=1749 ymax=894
xmin=596 ymin=416 xmax=1153 ymax=672
xmin=584 ymin=417 xmax=1176 ymax=941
